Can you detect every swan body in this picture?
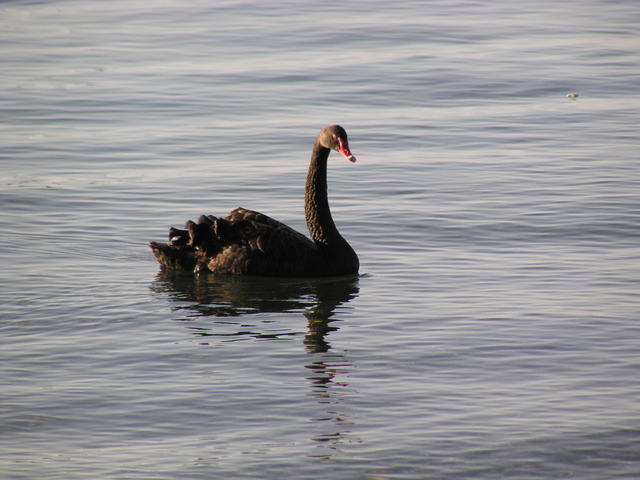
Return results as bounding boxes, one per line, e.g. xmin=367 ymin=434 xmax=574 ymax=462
xmin=149 ymin=125 xmax=359 ymax=276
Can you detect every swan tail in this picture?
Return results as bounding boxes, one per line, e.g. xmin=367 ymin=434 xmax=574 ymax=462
xmin=148 ymin=241 xmax=201 ymax=271
xmin=149 ymin=215 xmax=226 ymax=272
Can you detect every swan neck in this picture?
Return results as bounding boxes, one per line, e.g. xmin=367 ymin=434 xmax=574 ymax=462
xmin=305 ymin=142 xmax=339 ymax=245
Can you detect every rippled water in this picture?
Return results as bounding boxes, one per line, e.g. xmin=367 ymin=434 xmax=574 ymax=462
xmin=2 ymin=0 xmax=640 ymax=478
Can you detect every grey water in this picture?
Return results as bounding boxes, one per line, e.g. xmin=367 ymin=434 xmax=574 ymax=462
xmin=2 ymin=0 xmax=640 ymax=478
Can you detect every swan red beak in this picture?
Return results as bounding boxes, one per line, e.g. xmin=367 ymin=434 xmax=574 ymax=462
xmin=337 ymin=137 xmax=357 ymax=163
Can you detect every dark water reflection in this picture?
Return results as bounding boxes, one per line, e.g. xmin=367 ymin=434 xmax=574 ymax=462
xmin=151 ymin=271 xmax=359 ymax=349
xmin=151 ymin=272 xmax=361 ymax=453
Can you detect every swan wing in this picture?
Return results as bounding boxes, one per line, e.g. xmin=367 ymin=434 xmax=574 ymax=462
xmin=201 ymin=207 xmax=319 ymax=275
xmin=225 ymin=207 xmax=312 ymax=246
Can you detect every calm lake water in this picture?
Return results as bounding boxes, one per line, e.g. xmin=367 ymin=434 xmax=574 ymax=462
xmin=2 ymin=0 xmax=639 ymax=478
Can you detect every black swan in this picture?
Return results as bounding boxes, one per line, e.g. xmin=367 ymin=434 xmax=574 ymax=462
xmin=149 ymin=125 xmax=359 ymax=276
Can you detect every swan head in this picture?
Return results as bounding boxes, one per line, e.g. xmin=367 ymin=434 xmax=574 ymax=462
xmin=319 ymin=125 xmax=357 ymax=163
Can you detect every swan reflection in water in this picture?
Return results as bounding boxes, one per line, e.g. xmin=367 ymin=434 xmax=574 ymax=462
xmin=151 ymin=272 xmax=358 ymax=349
xmin=151 ymin=272 xmax=361 ymax=454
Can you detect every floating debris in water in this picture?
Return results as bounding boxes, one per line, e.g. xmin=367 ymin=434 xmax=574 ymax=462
xmin=566 ymin=92 xmax=579 ymax=99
